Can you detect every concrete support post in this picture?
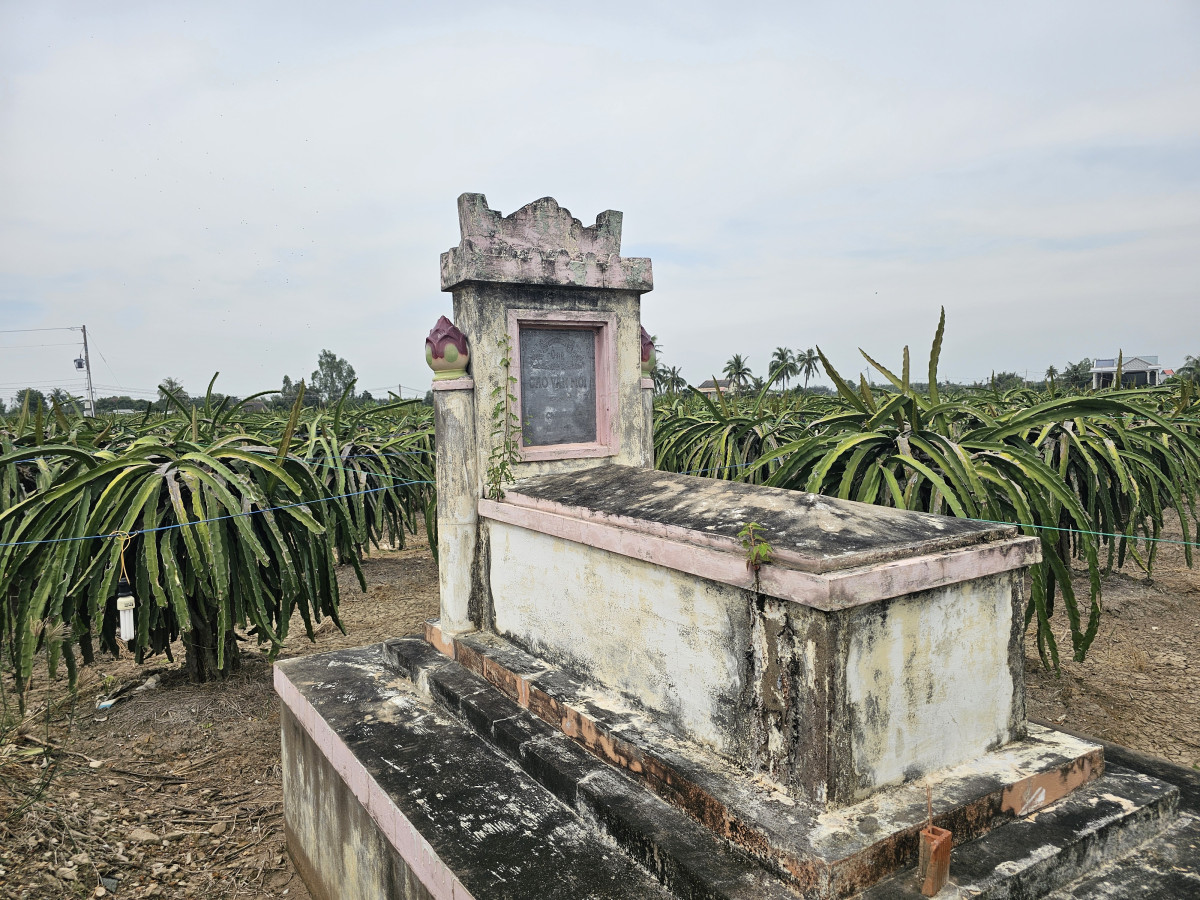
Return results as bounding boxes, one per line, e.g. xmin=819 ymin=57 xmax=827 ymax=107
xmin=432 ymin=378 xmax=479 ymax=634
xmin=640 ymin=377 xmax=655 ymax=468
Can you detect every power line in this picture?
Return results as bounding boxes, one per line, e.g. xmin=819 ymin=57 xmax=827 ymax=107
xmin=0 ymin=379 xmax=89 ymax=388
xmin=87 ymin=331 xmax=130 ymax=395
xmin=0 ymin=327 xmax=80 ymax=335
xmin=0 ymin=342 xmax=83 ymax=350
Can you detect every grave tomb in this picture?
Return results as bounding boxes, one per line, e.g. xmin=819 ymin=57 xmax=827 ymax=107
xmin=277 ymin=194 xmax=1198 ymax=899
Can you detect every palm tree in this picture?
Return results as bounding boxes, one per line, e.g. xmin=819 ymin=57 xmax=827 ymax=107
xmin=1045 ymin=365 xmax=1059 ymax=384
xmin=159 ymin=376 xmax=188 ymax=404
xmin=770 ymin=347 xmax=797 ymax=392
xmin=652 ymin=362 xmax=668 ymax=395
xmin=666 ymin=366 xmax=687 ymax=396
xmin=796 ymin=348 xmax=820 ymax=391
xmin=723 ymin=354 xmax=752 ymax=393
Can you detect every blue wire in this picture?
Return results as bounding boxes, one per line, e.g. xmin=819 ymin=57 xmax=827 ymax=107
xmin=2 ymin=450 xmax=1197 ymax=549
xmin=0 ymin=480 xmax=435 ymax=548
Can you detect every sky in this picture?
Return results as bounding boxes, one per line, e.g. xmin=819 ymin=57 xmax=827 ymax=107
xmin=2 ymin=1 xmax=1198 ymax=407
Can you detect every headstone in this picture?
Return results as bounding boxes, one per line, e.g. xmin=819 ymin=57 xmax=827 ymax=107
xmin=518 ymin=326 xmax=597 ymax=446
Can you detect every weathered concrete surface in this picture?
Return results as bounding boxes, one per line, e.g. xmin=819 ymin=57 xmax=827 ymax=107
xmin=485 ymin=517 xmax=756 ymax=759
xmin=641 ymin=378 xmax=655 ymax=463
xmin=480 ymin=502 xmax=1027 ymax=804
xmin=388 ymin=633 xmax=1159 ymax=899
xmin=452 ymin=284 xmax=652 ymax=485
xmin=276 ymin=646 xmax=678 ymax=900
xmin=441 ymin=194 xmax=653 ymax=293
xmin=278 ymin=639 xmax=1199 ymax=900
xmin=502 ymin=465 xmax=1030 ymax=575
xmin=840 ymin=571 xmax=1026 ymax=801
xmin=861 ymin=766 xmax=1180 ymax=899
xmin=1041 ymin=727 xmax=1200 ymax=898
xmin=282 ymin=706 xmax=436 ymax=900
xmin=1047 ymin=813 xmax=1200 ymax=899
xmin=753 ymin=572 xmax=1026 ymax=806
xmin=433 ymin=383 xmax=478 ymax=633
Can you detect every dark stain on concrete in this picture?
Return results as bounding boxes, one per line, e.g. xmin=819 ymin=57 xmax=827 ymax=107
xmin=507 ymin=464 xmax=1015 ymax=573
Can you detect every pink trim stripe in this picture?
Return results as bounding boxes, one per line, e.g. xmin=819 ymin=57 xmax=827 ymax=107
xmin=432 ymin=377 xmax=475 ymax=392
xmin=479 ymin=499 xmax=1040 ymax=610
xmin=274 ymin=665 xmax=475 ymax=900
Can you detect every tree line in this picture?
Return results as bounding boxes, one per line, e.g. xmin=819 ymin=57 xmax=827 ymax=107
xmin=646 ymin=348 xmax=1200 ymax=398
xmin=2 ymin=349 xmax=402 ymax=416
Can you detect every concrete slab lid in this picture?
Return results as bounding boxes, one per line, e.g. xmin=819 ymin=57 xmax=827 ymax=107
xmin=502 ymin=464 xmax=1021 ymax=575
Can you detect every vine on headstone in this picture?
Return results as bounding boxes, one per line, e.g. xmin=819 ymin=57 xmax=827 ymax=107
xmin=486 ymin=334 xmax=523 ymax=499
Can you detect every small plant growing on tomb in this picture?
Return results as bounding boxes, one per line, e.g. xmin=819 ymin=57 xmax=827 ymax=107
xmin=738 ymin=521 xmax=773 ymax=590
xmin=486 ymin=334 xmax=523 ymax=499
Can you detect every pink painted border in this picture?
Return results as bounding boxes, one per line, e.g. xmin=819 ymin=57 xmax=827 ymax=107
xmin=506 ymin=309 xmax=619 ymax=462
xmin=274 ymin=666 xmax=475 ymax=900
xmin=432 ymin=377 xmax=474 ymax=392
xmin=479 ymin=498 xmax=1041 ymax=610
xmin=639 ymin=377 xmax=654 ymax=390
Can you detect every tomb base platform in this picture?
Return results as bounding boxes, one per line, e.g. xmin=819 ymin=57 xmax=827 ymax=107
xmin=276 ymin=636 xmax=1195 ymax=899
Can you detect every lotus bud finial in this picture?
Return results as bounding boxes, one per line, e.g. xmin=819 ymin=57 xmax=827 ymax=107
xmin=640 ymin=326 xmax=656 ymax=376
xmin=426 ymin=316 xmax=470 ymax=381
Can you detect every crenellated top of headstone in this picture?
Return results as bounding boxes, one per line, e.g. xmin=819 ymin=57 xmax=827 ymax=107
xmin=440 ymin=193 xmax=653 ymax=293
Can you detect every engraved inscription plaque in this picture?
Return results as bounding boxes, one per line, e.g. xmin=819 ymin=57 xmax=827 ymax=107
xmin=519 ymin=327 xmax=597 ymax=446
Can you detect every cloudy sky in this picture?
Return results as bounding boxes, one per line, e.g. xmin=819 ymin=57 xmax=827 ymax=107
xmin=2 ymin=1 xmax=1198 ymax=406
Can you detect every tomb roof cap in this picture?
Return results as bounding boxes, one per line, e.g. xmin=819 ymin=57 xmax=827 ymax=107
xmin=440 ymin=193 xmax=653 ymax=293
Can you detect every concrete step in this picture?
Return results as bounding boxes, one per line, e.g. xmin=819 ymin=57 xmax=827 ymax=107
xmin=276 ymin=644 xmax=678 ymax=900
xmin=858 ymin=765 xmax=1179 ymax=899
xmin=384 ymin=637 xmax=797 ymax=900
xmin=1047 ymin=812 xmax=1200 ymax=899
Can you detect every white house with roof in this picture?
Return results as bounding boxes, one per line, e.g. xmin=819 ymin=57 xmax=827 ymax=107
xmin=1089 ymin=355 xmax=1164 ymax=389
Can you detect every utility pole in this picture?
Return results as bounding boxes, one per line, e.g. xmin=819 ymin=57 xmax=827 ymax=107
xmin=80 ymin=325 xmax=96 ymax=417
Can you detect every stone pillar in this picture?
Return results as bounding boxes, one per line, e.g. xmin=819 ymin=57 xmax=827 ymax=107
xmin=639 ymin=379 xmax=655 ymax=467
xmin=639 ymin=326 xmax=656 ymax=468
xmin=427 ymin=318 xmax=478 ymax=635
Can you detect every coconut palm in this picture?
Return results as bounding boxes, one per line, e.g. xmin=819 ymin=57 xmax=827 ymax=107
xmin=722 ymin=354 xmax=752 ymax=393
xmin=665 ymin=366 xmax=687 ymax=396
xmin=797 ymin=348 xmax=820 ymax=391
xmin=770 ymin=347 xmax=798 ymax=392
xmin=651 ymin=363 xmax=668 ymax=395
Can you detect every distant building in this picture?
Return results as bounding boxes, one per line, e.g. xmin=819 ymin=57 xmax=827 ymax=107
xmin=696 ymin=378 xmax=733 ymax=396
xmin=1089 ymin=356 xmax=1164 ymax=389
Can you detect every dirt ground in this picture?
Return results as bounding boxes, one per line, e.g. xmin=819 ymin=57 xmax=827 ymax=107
xmin=1 ymin=535 xmax=440 ymax=900
xmin=2 ymin=517 xmax=1197 ymax=899
xmin=1024 ymin=512 xmax=1200 ymax=769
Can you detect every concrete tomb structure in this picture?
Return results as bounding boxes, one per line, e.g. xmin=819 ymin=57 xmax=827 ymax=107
xmin=276 ymin=195 xmax=1200 ymax=899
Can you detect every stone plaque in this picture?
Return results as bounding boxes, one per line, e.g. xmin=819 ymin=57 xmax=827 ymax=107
xmin=519 ymin=327 xmax=597 ymax=446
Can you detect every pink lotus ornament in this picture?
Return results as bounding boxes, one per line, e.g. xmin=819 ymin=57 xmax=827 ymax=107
xmin=640 ymin=326 xmax=656 ymax=376
xmin=425 ymin=316 xmax=470 ymax=381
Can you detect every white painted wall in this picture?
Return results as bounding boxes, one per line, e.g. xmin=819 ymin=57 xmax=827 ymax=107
xmin=844 ymin=572 xmax=1018 ymax=798
xmin=488 ymin=520 xmax=753 ymax=756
